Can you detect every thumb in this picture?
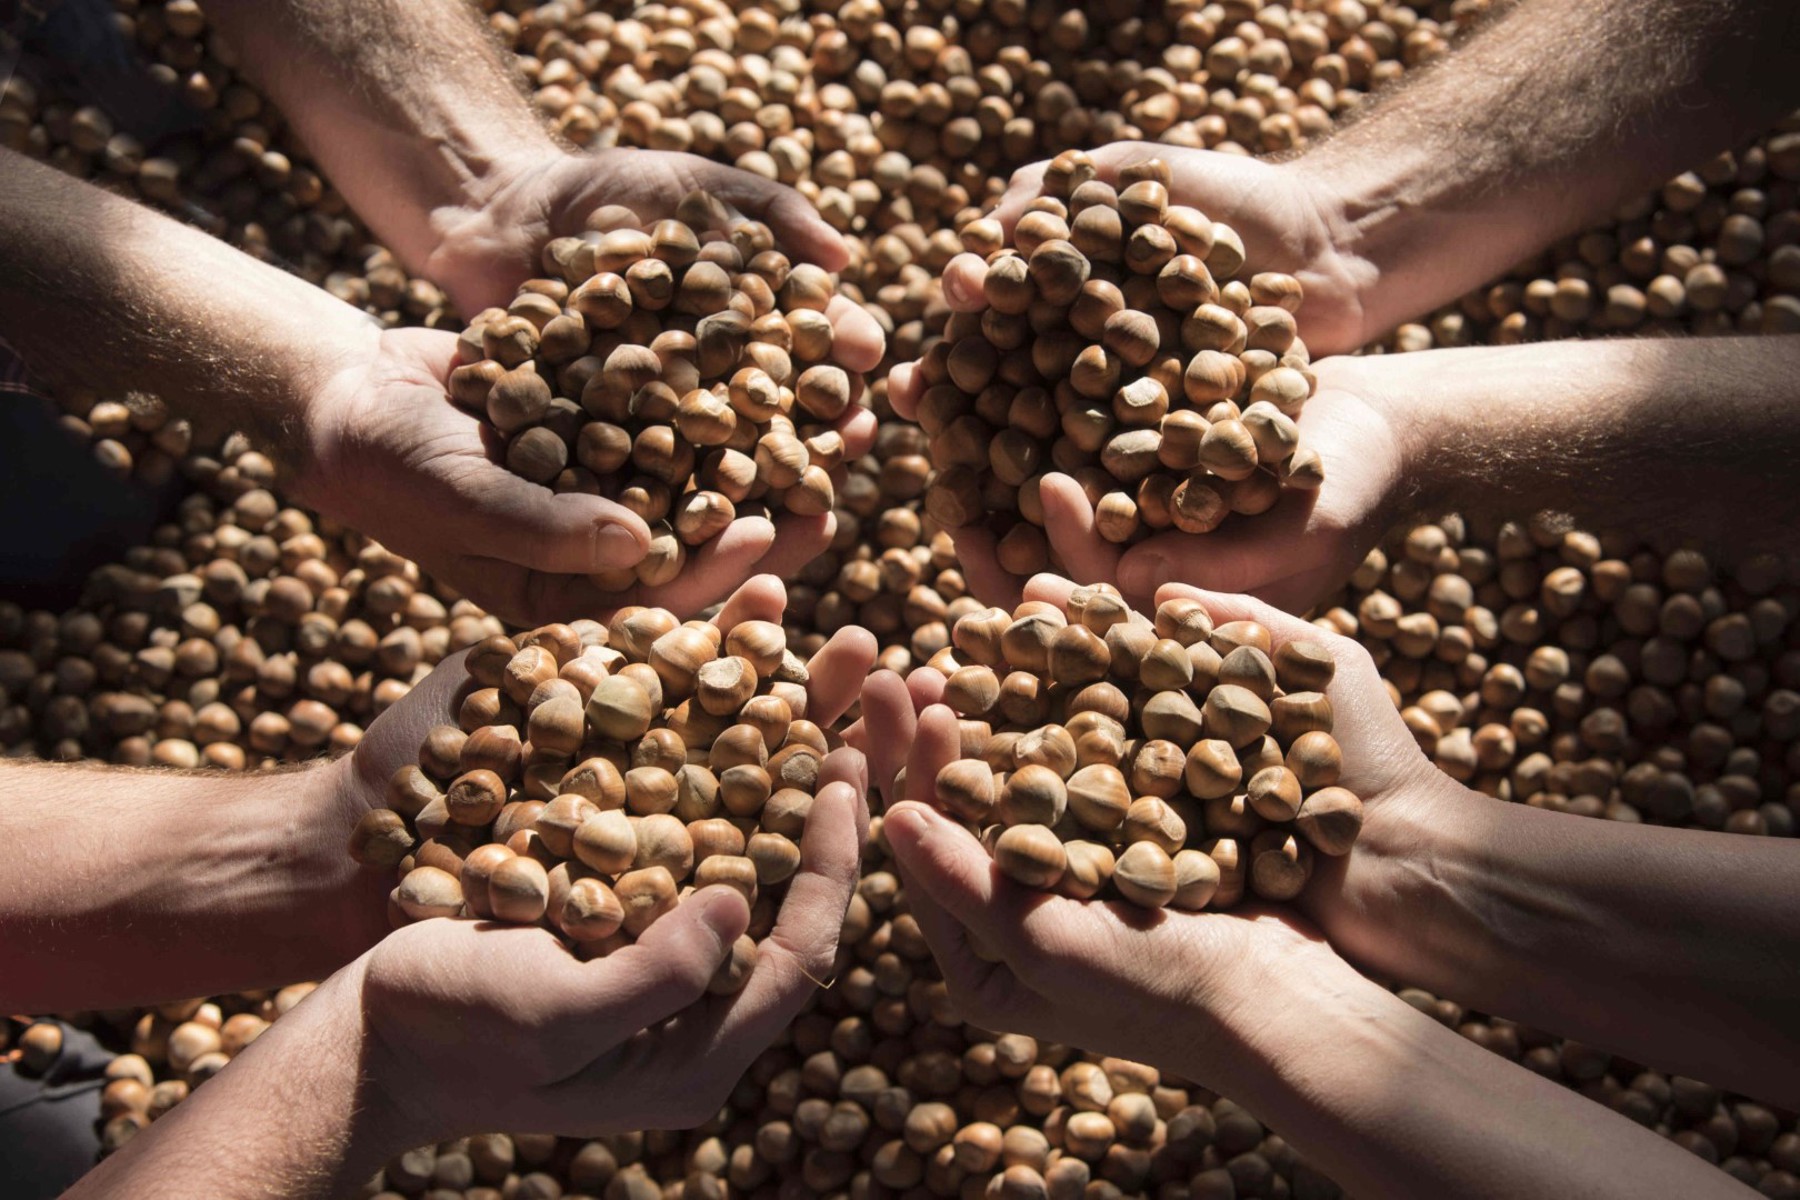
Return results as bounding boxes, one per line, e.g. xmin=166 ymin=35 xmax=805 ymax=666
xmin=460 ymin=462 xmax=651 ymax=575
xmin=693 ymin=167 xmax=849 ymax=272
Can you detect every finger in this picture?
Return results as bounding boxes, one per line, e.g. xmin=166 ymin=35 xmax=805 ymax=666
xmin=891 ymin=841 xmax=1053 ymax=1031
xmin=712 ymin=574 xmax=788 ymax=630
xmin=992 ymin=161 xmax=1050 ymax=237
xmin=689 ymin=165 xmax=850 ymax=273
xmin=1151 ymin=582 xmax=1327 ymax=646
xmin=881 ymin=800 xmax=1079 ymax=988
xmin=1116 ymin=494 xmax=1321 ymax=613
xmin=825 ymin=295 xmax=886 ymax=373
xmin=817 ymin=747 xmax=872 ymax=846
xmin=458 ymin=461 xmax=651 ymax=575
xmin=1018 ymin=574 xmax=1078 ymax=610
xmin=949 ymin=525 xmax=1025 ymax=611
xmin=857 ymin=671 xmax=917 ymax=806
xmin=887 ymin=360 xmax=923 ymax=420
xmin=537 ymin=886 xmax=749 ymax=1064
xmin=904 ymin=666 xmax=946 ymax=711
xmin=905 ymin=704 xmax=963 ymax=807
xmin=832 ymin=403 xmax=878 ymax=460
xmin=638 ymin=517 xmax=778 ymax=616
xmin=750 ymin=512 xmax=836 ymax=586
xmin=1039 ymin=474 xmax=1123 ymax=588
xmin=941 ymin=253 xmax=989 ymax=311
xmin=698 ymin=779 xmax=864 ymax=1045
xmin=807 ymin=626 xmax=878 ymax=725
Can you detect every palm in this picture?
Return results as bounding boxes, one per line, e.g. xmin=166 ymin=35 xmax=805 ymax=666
xmin=428 ymin=149 xmax=852 ymax=316
xmin=993 ymin=141 xmax=1369 ymax=357
xmin=939 ymin=368 xmax=1404 ymax=615
xmin=303 ymin=329 xmax=853 ymax=626
xmin=1112 ymin=367 xmax=1406 ymax=614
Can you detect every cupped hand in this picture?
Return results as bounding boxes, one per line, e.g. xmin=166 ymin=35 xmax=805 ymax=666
xmin=852 ymin=671 xmax=1346 ymax=1085
xmin=849 ymin=573 xmax=1460 ymax=1034
xmin=354 ymin=743 xmax=866 ymax=1142
xmin=893 ymin=345 xmax=1407 ymax=615
xmin=299 ymin=327 xmax=880 ymax=627
xmin=993 ymin=142 xmax=1371 ymax=355
xmin=427 ymin=148 xmax=848 ymax=312
xmin=1043 ymin=357 xmax=1408 ymax=615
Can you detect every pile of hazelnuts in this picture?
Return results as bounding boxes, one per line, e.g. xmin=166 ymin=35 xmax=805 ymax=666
xmin=919 ymin=152 xmax=1323 ymax=573
xmin=924 ymin=585 xmax=1362 ymax=907
xmin=450 ymin=192 xmax=856 ymax=587
xmin=348 ymin=609 xmax=834 ymax=994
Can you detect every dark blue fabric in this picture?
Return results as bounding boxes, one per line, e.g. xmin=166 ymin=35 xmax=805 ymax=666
xmin=0 ymin=1021 xmax=113 ymax=1198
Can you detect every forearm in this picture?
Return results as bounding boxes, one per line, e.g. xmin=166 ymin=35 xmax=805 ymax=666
xmin=1299 ymin=0 xmax=1800 ymax=340
xmin=1212 ymin=961 xmax=1755 ymax=1199
xmin=202 ymin=0 xmax=557 ymax=273
xmin=0 ymin=758 xmax=387 ymax=1012
xmin=63 ymin=964 xmax=407 ymax=1200
xmin=1333 ymin=776 xmax=1800 ymax=1106
xmin=1355 ymin=337 xmax=1800 ymax=567
xmin=0 ymin=148 xmax=379 ymax=472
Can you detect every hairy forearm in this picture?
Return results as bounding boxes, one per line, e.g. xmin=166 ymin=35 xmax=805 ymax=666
xmin=1354 ymin=336 xmax=1800 ymax=567
xmin=203 ymin=0 xmax=556 ymax=272
xmin=1216 ymin=961 xmax=1756 ymax=1199
xmin=63 ymin=965 xmax=405 ymax=1200
xmin=0 ymin=758 xmax=387 ymax=1011
xmin=1333 ymin=778 xmax=1800 ymax=1107
xmin=1299 ymin=0 xmax=1800 ymax=340
xmin=0 ymin=148 xmax=378 ymax=471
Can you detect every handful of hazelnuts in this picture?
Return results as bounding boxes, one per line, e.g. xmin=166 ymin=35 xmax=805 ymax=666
xmin=923 ymin=585 xmax=1362 ymax=907
xmin=348 ymin=608 xmax=835 ymax=995
xmin=450 ymin=191 xmax=857 ymax=588
xmin=919 ymin=152 xmax=1324 ymax=576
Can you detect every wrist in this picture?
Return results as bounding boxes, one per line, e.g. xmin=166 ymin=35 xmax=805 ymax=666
xmin=1187 ymin=922 xmax=1398 ymax=1101
xmin=1273 ymin=155 xmax=1386 ymax=350
xmin=305 ymin=756 xmax=397 ymax=963
xmin=420 ymin=146 xmax=572 ymax=314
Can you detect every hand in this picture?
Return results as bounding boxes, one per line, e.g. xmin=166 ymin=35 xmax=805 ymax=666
xmin=1040 ymin=357 xmax=1409 ymax=615
xmin=350 ymin=737 xmax=867 ymax=1141
xmin=893 ymin=345 xmax=1406 ymax=616
xmin=848 ymin=656 xmax=1355 ymax=1086
xmin=343 ymin=573 xmax=878 ymax=819
xmin=297 ymin=328 xmax=879 ymax=626
xmin=423 ymin=146 xmax=883 ymax=361
xmin=991 ymin=142 xmax=1371 ymax=356
xmin=849 ymin=574 xmax=1456 ymax=1056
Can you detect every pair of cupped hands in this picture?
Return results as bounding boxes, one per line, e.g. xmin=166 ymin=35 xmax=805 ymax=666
xmin=323 ymin=568 xmax=1453 ymax=1148
xmin=293 ymin=141 xmax=1406 ymax=628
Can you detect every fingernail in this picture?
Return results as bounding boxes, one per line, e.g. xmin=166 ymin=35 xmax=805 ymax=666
xmin=693 ymin=885 xmax=749 ymax=929
xmin=594 ymin=522 xmax=648 ymax=568
xmin=1118 ymin=552 xmax=1167 ymax=603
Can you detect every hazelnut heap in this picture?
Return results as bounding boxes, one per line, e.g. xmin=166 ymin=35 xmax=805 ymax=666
xmin=918 ymin=152 xmax=1322 ymax=574
xmin=348 ymin=609 xmax=835 ymax=994
xmin=450 ymin=194 xmax=856 ymax=587
xmin=924 ymin=584 xmax=1361 ymax=907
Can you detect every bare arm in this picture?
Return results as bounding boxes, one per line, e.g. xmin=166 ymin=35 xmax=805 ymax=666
xmin=1323 ymin=771 xmax=1800 ymax=1108
xmin=199 ymin=0 xmax=852 ymax=312
xmin=1352 ymin=335 xmax=1800 ymax=566
xmin=1317 ymin=0 xmax=1800 ymax=331
xmin=0 ymin=146 xmax=376 ymax=472
xmin=1305 ymin=0 xmax=1800 ymax=342
xmin=0 ymin=757 xmax=385 ymax=1012
xmin=197 ymin=0 xmax=555 ymax=276
xmin=1217 ymin=947 xmax=1760 ymax=1200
